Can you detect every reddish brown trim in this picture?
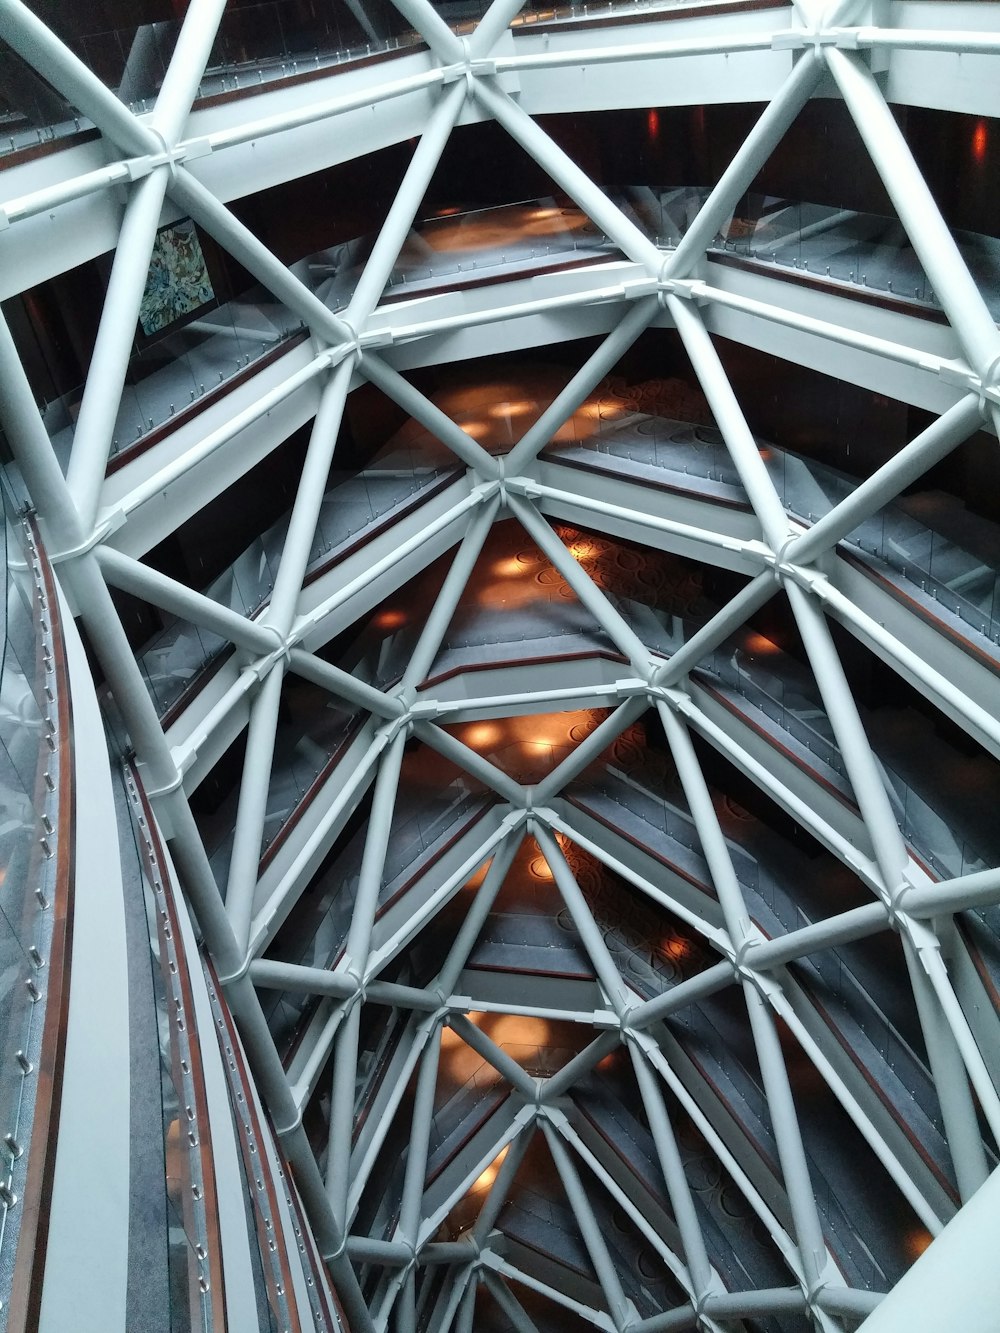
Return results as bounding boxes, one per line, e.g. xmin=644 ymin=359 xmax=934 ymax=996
xmin=153 ymin=469 xmax=461 ymax=729
xmin=0 ymin=127 xmax=100 ymax=171
xmin=159 ymin=644 xmax=234 ymax=732
xmin=544 ymin=449 xmax=755 ymax=511
xmin=838 ymin=548 xmax=1000 ymax=681
xmin=204 ymin=958 xmax=302 ymax=1333
xmin=380 ymin=253 xmax=619 ymax=308
xmin=565 ymin=793 xmax=717 ymax=900
xmin=796 ymin=979 xmax=960 ymax=1205
xmin=423 ymin=1087 xmax=513 ymax=1190
xmin=954 ymin=917 xmax=1000 ymax=1018
xmin=6 ymin=517 xmax=75 ymax=1333
xmin=278 ymin=1142 xmax=348 ymax=1333
xmin=131 ymin=768 xmax=229 ymax=1332
xmin=710 ymin=250 xmax=952 ymax=327
xmin=574 ymin=1102 xmax=669 ymax=1213
xmin=191 ymin=40 xmax=426 ymax=112
xmin=468 ymin=959 xmax=595 ymax=981
xmin=421 ymin=647 xmax=628 ymax=691
xmin=256 ymin=717 xmax=367 ymax=876
xmin=301 ymin=469 xmax=461 ymax=589
xmin=522 ymin=0 xmax=790 ymax=35
xmin=352 ymin=1019 xmax=407 ymax=1141
xmin=105 ymin=329 xmax=311 ymax=477
xmin=693 ymin=679 xmax=858 ymax=812
xmin=372 ymin=801 xmax=494 ymax=921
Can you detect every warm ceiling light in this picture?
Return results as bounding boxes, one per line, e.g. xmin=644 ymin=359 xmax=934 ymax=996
xmin=973 ymin=119 xmax=988 ymax=164
xmin=372 ymin=609 xmax=405 ymax=630
xmin=487 ymin=1013 xmax=552 ymax=1050
xmin=471 ymin=1144 xmax=510 ymax=1192
xmin=745 ymin=632 xmax=780 ymax=655
xmin=464 ymin=722 xmax=502 ymax=749
xmin=460 ymin=421 xmax=490 ymax=440
xmin=905 ymin=1229 xmax=933 ymax=1261
xmin=529 ymin=855 xmax=554 ymax=880
xmin=661 ymin=935 xmax=691 ymax=961
xmin=493 ymin=556 xmax=530 ymax=577
xmin=488 ymin=399 xmax=534 ymax=418
xmin=439 ymin=1025 xmax=465 ymax=1051
xmin=463 ymin=861 xmax=491 ymax=891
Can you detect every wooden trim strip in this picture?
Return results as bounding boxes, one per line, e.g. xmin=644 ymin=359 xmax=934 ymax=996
xmin=6 ymin=515 xmax=76 ymax=1333
xmin=0 ymin=127 xmax=100 ymax=171
xmin=521 ymin=0 xmax=790 ymax=36
xmin=128 ymin=765 xmax=229 ymax=1331
xmin=203 ymin=958 xmax=303 ymax=1333
xmin=543 ymin=450 xmax=754 ymax=511
xmin=838 ymin=547 xmax=1000 ymax=681
xmin=191 ymin=39 xmax=425 ymax=113
xmin=155 ymin=470 xmax=461 ymax=731
xmin=710 ymin=250 xmax=952 ymax=328
xmin=278 ymin=1140 xmax=350 ymax=1332
xmin=105 ymin=329 xmax=311 ymax=477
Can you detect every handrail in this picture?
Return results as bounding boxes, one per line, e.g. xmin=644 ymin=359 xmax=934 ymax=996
xmin=4 ymin=512 xmax=74 ymax=1332
xmin=203 ymin=958 xmax=305 ymax=1333
xmin=124 ymin=762 xmax=228 ymax=1331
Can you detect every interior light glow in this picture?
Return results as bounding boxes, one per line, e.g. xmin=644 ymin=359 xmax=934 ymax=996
xmin=973 ymin=119 xmax=988 ymax=164
xmin=464 ymin=722 xmax=502 ymax=749
xmin=488 ymin=399 xmax=534 ymax=419
xmin=905 ymin=1229 xmax=933 ymax=1260
xmin=493 ymin=556 xmax=530 ymax=576
xmin=472 ymin=1144 xmax=510 ymax=1191
xmin=745 ymin=632 xmax=780 ymax=655
xmin=661 ymin=935 xmax=691 ymax=962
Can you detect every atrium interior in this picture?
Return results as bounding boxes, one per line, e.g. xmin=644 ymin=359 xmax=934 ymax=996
xmin=1 ymin=0 xmax=1000 ymax=1329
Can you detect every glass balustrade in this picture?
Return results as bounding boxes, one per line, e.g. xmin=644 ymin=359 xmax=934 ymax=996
xmin=348 ymin=556 xmax=995 ymax=889
xmin=571 ymin=761 xmax=761 ymax=899
xmin=136 ymin=449 xmax=452 ymax=717
xmin=260 ymin=775 xmax=486 ymax=1044
xmin=0 ymin=484 xmax=66 ymax=1288
xmin=496 ymin=1182 xmax=595 ymax=1271
xmin=2 ymin=1 xmax=761 ymax=158
xmin=203 ymin=688 xmax=362 ymax=890
xmin=425 ymin=1058 xmax=507 ymax=1170
xmin=546 ymin=401 xmax=1000 ymax=649
xmin=687 ymin=624 xmax=995 ymax=881
xmin=425 ymin=1043 xmax=574 ymax=1160
xmin=640 ymin=185 xmax=1000 ymax=320
xmin=0 ymin=46 xmax=86 ymax=156
xmin=39 ymin=284 xmax=307 ymax=472
xmin=379 ymin=779 xmax=485 ymax=891
xmin=30 ymin=186 xmax=1000 ymax=472
xmin=581 ymin=913 xmax=930 ymax=1289
xmin=0 ymin=2 xmax=421 ymax=156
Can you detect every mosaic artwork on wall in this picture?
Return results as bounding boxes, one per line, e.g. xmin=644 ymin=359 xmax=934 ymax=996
xmin=138 ymin=218 xmax=215 ymax=337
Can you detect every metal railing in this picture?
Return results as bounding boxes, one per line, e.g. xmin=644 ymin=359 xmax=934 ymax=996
xmin=0 ymin=495 xmax=71 ymax=1323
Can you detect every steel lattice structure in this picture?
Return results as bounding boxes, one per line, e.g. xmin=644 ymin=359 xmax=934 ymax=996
xmin=2 ymin=0 xmax=1000 ymax=1329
